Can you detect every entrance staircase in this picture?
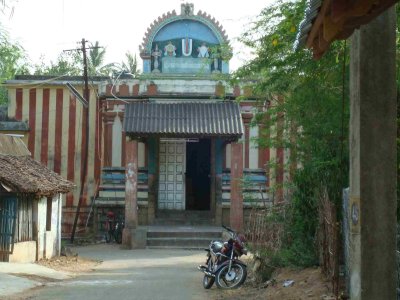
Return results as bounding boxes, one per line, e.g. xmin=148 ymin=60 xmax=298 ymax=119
xmin=146 ymin=210 xmax=222 ymax=249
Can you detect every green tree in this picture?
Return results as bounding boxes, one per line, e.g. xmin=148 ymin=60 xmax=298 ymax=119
xmin=235 ymin=0 xmax=349 ymax=267
xmin=87 ymin=41 xmax=115 ymax=76
xmin=0 ymin=32 xmax=29 ymax=104
xmin=121 ymin=52 xmax=140 ymax=77
xmin=33 ymin=51 xmax=82 ymax=76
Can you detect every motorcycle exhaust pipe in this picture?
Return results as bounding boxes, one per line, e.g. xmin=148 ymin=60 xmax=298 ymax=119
xmin=197 ymin=265 xmax=215 ymax=277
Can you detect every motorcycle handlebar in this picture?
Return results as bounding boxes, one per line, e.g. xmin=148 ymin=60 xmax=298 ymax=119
xmin=222 ymin=225 xmax=235 ymax=234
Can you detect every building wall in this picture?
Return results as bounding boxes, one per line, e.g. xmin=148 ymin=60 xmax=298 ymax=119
xmin=7 ymin=85 xmax=102 ymax=233
xmin=8 ymin=194 xmax=62 ymax=262
xmin=6 ymin=78 xmax=285 ymax=231
xmin=45 ymin=195 xmax=62 ymax=258
xmin=8 ymin=241 xmax=36 ymax=263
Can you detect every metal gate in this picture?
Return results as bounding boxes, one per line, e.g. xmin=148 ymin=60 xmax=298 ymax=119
xmin=0 ymin=196 xmax=17 ymax=261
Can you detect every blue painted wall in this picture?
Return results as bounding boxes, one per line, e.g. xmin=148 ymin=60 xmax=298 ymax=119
xmin=221 ymin=61 xmax=229 ymax=74
xmin=154 ymin=20 xmax=219 ymax=44
xmin=143 ymin=60 xmax=151 ymax=74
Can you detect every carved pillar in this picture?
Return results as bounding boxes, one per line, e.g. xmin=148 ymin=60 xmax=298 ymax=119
xmin=230 ymin=141 xmax=243 ymax=231
xmin=122 ymin=137 xmax=138 ymax=248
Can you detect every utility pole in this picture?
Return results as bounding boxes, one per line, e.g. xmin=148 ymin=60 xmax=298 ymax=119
xmin=66 ymin=38 xmax=102 ymax=243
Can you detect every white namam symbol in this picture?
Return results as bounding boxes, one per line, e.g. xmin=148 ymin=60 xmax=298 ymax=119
xmin=198 ymin=42 xmax=209 ymax=58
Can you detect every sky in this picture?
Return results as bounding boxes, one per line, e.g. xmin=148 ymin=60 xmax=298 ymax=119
xmin=0 ymin=0 xmax=273 ymax=72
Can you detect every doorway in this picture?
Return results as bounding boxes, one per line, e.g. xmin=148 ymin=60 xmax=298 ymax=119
xmin=185 ymin=139 xmax=211 ymax=210
xmin=158 ymin=140 xmax=186 ymax=210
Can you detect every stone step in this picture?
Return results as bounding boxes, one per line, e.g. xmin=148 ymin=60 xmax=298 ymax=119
xmin=147 ymin=237 xmax=213 ymax=249
xmin=153 ymin=210 xmax=214 ymax=226
xmin=146 ymin=225 xmax=222 ymax=249
xmin=147 ymin=231 xmax=221 ymax=238
xmin=152 ymin=219 xmax=213 ymax=226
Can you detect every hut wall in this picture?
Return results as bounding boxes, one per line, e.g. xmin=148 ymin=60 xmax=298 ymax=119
xmin=8 ymin=196 xmax=36 ymax=262
xmin=37 ymin=197 xmax=47 ymax=260
xmin=45 ymin=194 xmax=62 ymax=258
xmin=8 ymin=241 xmax=36 ymax=263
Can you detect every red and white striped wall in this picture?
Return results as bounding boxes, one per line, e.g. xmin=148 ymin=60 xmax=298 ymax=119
xmin=7 ymin=85 xmax=102 ymax=233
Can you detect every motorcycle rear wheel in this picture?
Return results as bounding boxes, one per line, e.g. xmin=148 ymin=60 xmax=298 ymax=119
xmin=215 ymin=263 xmax=247 ymax=289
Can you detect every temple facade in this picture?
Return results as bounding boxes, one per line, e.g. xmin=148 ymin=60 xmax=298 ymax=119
xmin=4 ymin=4 xmax=288 ymax=235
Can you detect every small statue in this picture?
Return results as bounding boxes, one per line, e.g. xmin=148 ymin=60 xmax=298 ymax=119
xmin=164 ymin=41 xmax=176 ymax=57
xmin=152 ymin=44 xmax=162 ymax=72
xmin=181 ymin=3 xmax=194 ymax=16
xmin=212 ymin=53 xmax=220 ymax=73
xmin=197 ymin=42 xmax=209 ymax=58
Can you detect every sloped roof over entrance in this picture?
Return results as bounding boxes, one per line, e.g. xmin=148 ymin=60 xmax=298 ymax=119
xmin=124 ymin=101 xmax=243 ymax=140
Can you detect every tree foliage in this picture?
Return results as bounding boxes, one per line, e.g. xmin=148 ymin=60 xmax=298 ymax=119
xmin=121 ymin=52 xmax=140 ymax=77
xmin=234 ymin=0 xmax=350 ymax=267
xmin=34 ymin=41 xmax=116 ymax=77
xmin=33 ymin=51 xmax=82 ymax=76
xmin=0 ymin=30 xmax=29 ymax=104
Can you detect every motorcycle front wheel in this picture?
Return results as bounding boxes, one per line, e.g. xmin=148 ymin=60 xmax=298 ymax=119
xmin=203 ymin=274 xmax=215 ymax=289
xmin=215 ymin=263 xmax=247 ymax=289
xmin=105 ymin=231 xmax=113 ymax=243
xmin=202 ymin=257 xmax=215 ymax=289
xmin=115 ymin=230 xmax=122 ymax=244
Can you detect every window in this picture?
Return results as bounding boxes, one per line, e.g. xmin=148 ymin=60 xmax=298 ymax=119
xmin=46 ymin=197 xmax=52 ymax=231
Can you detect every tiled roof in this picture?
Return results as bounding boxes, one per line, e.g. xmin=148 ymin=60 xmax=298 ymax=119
xmin=124 ymin=101 xmax=243 ymax=139
xmin=293 ymin=0 xmax=322 ymax=51
xmin=294 ymin=0 xmax=397 ymax=57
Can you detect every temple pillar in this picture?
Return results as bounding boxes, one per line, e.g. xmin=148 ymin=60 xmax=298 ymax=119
xmin=210 ymin=138 xmax=216 ymax=216
xmin=119 ymin=112 xmax=126 ymax=167
xmin=349 ymin=8 xmax=396 ymax=300
xmin=242 ymin=113 xmax=252 ymax=169
xmin=122 ymin=137 xmax=143 ymax=248
xmin=103 ymin=113 xmax=115 ymax=167
xmin=230 ymin=141 xmax=243 ymax=231
xmin=147 ymin=137 xmax=159 ymax=224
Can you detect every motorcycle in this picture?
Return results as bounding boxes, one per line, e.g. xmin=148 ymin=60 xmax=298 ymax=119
xmin=104 ymin=211 xmax=124 ymax=244
xmin=198 ymin=225 xmax=248 ymax=289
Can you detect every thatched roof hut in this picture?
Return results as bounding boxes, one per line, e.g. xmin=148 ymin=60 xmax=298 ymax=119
xmin=0 ymin=154 xmax=74 ymax=197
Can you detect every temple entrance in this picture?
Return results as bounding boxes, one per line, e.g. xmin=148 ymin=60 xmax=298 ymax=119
xmin=185 ymin=139 xmax=211 ymax=210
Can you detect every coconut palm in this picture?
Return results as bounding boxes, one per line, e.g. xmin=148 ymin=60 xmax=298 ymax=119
xmin=88 ymin=41 xmax=115 ymax=76
xmin=121 ymin=52 xmax=140 ymax=77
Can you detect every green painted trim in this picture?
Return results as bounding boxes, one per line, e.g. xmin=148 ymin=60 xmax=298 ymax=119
xmin=215 ymin=138 xmax=224 ymax=175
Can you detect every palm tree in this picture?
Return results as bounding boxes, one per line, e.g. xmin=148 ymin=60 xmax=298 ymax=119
xmin=121 ymin=52 xmax=140 ymax=77
xmin=88 ymin=41 xmax=114 ymax=76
